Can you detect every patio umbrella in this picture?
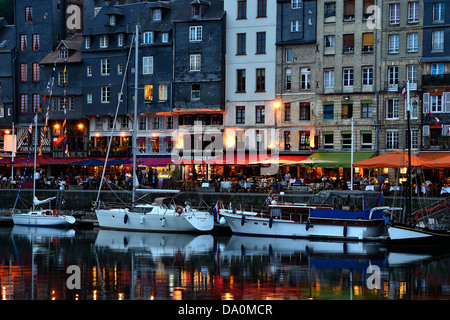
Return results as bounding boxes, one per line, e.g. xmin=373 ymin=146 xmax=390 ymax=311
xmin=352 ymin=151 xmax=424 ymax=168
xmin=248 ymin=156 xmax=298 ymax=165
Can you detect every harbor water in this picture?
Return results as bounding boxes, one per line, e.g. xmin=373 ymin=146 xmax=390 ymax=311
xmin=0 ymin=226 xmax=449 ymax=301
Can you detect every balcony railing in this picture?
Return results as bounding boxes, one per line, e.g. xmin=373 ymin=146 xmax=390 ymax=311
xmin=422 ymin=74 xmax=450 ymax=86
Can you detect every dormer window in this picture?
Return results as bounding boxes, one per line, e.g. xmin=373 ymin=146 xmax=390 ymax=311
xmin=153 ymin=9 xmax=162 ymax=21
xmin=59 ymin=46 xmax=68 ymax=59
xmin=192 ymin=5 xmax=200 ymax=17
xmin=143 ymin=32 xmax=153 ymax=45
xmin=110 ymin=15 xmax=116 ymax=26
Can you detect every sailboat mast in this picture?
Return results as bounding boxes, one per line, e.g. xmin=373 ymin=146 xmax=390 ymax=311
xmin=132 ymin=24 xmax=139 ymax=207
xmin=33 ymin=116 xmax=37 ymax=211
xmin=406 ymin=80 xmax=412 ymax=224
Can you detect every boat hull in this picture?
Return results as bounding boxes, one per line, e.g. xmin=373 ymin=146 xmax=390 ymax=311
xmin=11 ymin=213 xmax=75 ymax=228
xmin=95 ymin=208 xmax=214 ymax=232
xmin=387 ymin=223 xmax=450 ymax=243
xmin=220 ymin=212 xmax=386 ymax=241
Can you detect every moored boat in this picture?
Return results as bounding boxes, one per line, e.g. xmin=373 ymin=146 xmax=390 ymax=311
xmin=220 ymin=190 xmax=400 ymax=241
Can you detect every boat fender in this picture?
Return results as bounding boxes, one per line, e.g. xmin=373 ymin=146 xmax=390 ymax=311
xmin=305 ymin=245 xmax=310 ymax=257
xmin=124 ymin=213 xmax=128 ymax=224
xmin=219 ymin=216 xmax=227 ymax=225
xmin=241 ymin=215 xmax=245 ymax=226
xmin=268 ymin=244 xmax=273 ymax=256
xmin=123 ymin=237 xmax=128 ymax=247
xmin=52 ymin=209 xmax=59 ymax=217
xmin=140 ymin=215 xmax=144 ymax=225
xmin=269 ymin=217 xmax=273 ymax=229
xmin=161 ymin=217 xmax=166 ymax=227
xmin=305 ymin=219 xmax=310 ymax=231
xmin=343 ymin=225 xmax=348 ymax=237
xmin=175 ymin=206 xmax=183 ymax=215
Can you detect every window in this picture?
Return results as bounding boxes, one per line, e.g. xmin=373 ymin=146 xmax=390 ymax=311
xmin=20 ymin=35 xmax=27 ymax=51
xmin=191 ymin=84 xmax=200 ymax=101
xmin=341 ymin=102 xmax=353 ymax=119
xmin=389 ymin=3 xmax=400 ymax=25
xmin=342 ymin=132 xmax=352 ymax=149
xmin=87 ymin=93 xmax=92 ymax=104
xmin=344 ymin=0 xmax=355 ymax=21
xmin=110 ymin=15 xmax=116 ymax=26
xmin=32 ymin=34 xmax=39 ymax=51
xmin=117 ymin=64 xmax=123 ymax=75
xmin=167 ymin=116 xmax=174 ymax=130
xmin=101 ymin=58 xmax=110 ymax=75
xmin=408 ymin=2 xmax=419 ymax=23
xmin=324 ymin=3 xmax=336 ymax=17
xmin=431 ymin=63 xmax=444 ymax=75
xmin=139 ymin=117 xmax=147 ymax=130
xmin=343 ymin=34 xmax=354 ymax=53
xmin=433 ymin=3 xmax=445 ymax=22
xmin=20 ymin=64 xmax=27 ymax=82
xmin=388 ymin=66 xmax=399 ymax=85
xmin=407 ymin=65 xmax=418 ymax=82
xmin=362 ymin=33 xmax=374 ymax=53
xmin=236 ymin=69 xmax=246 ymax=92
xmin=284 ymin=103 xmax=291 ymax=122
xmin=256 ymin=68 xmax=265 ymax=92
xmin=386 ymin=130 xmax=399 ymax=149
xmin=343 ymin=68 xmax=353 ymax=87
xmin=256 ymin=32 xmax=266 ymax=54
xmin=143 ymin=32 xmax=153 ymax=44
xmin=284 ymin=132 xmax=291 ymax=151
xmin=407 ymin=33 xmax=418 ymax=52
xmin=291 ymin=20 xmax=301 ymax=32
xmin=361 ymin=131 xmax=372 ymax=149
xmin=323 ymin=132 xmax=334 ymax=149
xmin=325 ymin=35 xmax=335 ymax=48
xmin=299 ymin=103 xmax=310 ymax=120
xmin=285 ymin=69 xmax=292 ymax=91
xmin=153 ymin=9 xmax=161 ymax=21
xmin=237 ymin=33 xmax=246 ymax=55
xmin=432 ymin=30 xmax=444 ymax=52
xmin=301 ymin=68 xmax=310 ymax=90
xmin=192 ymin=4 xmax=200 ymax=17
xmin=410 ymin=129 xmax=418 ymax=149
xmin=152 ymin=117 xmax=160 ymax=130
xmin=255 ymin=105 xmax=265 ymax=123
xmin=285 ymin=48 xmax=292 ymax=62
xmin=189 ymin=54 xmax=201 ymax=71
xmin=32 ymin=94 xmax=39 ymax=113
xmin=159 ymin=84 xmax=168 ymax=101
xmin=162 ymin=33 xmax=169 ymax=43
xmin=144 ymin=85 xmax=153 ymax=101
xmin=299 ymin=131 xmax=310 ymax=150
xmin=143 ymin=56 xmax=154 ymax=75
xmin=323 ymin=103 xmax=334 ymax=120
xmin=257 ymin=0 xmax=267 ymax=17
xmin=238 ymin=0 xmax=247 ymax=19
xmin=59 ymin=47 xmax=68 ymax=59
xmin=20 ymin=94 xmax=27 ymax=114
xmin=431 ymin=95 xmax=443 ymax=112
xmin=32 ymin=63 xmax=39 ymax=82
xmin=292 ymin=0 xmax=302 ymax=9
xmin=101 ymin=86 xmax=110 ymax=103
xmin=362 ymin=67 xmax=373 ymax=86
xmin=100 ymin=35 xmax=108 ymax=48
xmin=408 ymin=97 xmax=419 ymax=119
xmin=85 ymin=36 xmax=91 ymax=49
xmin=118 ymin=34 xmax=124 ymax=47
xmin=324 ymin=70 xmax=335 ymax=88
xmin=189 ymin=26 xmax=202 ymax=42
xmin=389 ymin=34 xmax=399 ymax=53
xmin=386 ymin=99 xmax=399 ymax=119
xmin=25 ymin=6 xmax=32 ymax=22
xmin=361 ymin=101 xmax=373 ymax=118
xmin=236 ymin=106 xmax=245 ymax=124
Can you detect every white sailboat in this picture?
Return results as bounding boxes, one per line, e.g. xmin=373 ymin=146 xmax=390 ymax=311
xmin=94 ymin=25 xmax=214 ymax=233
xmin=11 ymin=116 xmax=75 ymax=228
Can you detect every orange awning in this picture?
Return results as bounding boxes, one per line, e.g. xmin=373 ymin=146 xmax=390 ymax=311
xmin=352 ymin=151 xmax=425 ymax=168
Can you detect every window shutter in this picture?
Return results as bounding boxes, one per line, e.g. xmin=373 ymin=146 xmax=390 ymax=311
xmin=444 ymin=92 xmax=450 ymax=112
xmin=423 ymin=92 xmax=430 ymax=113
xmin=423 ymin=125 xmax=430 ymax=136
xmin=159 ymin=136 xmax=165 ymax=153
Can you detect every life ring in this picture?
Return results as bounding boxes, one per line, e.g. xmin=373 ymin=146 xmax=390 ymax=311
xmin=52 ymin=209 xmax=59 ymax=217
xmin=175 ymin=206 xmax=183 ymax=215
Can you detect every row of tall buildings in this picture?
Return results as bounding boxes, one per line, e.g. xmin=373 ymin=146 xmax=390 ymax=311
xmin=0 ymin=0 xmax=449 ymax=176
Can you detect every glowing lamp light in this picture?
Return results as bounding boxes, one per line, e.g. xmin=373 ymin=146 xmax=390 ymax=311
xmin=310 ymin=136 xmax=315 ymax=149
xmin=77 ymin=123 xmax=84 ymax=130
xmin=4 ymin=130 xmax=10 ymax=134
xmin=54 ymin=124 xmax=60 ymax=129
xmin=95 ymin=133 xmax=100 ymax=137
xmin=273 ymin=101 xmax=281 ymax=109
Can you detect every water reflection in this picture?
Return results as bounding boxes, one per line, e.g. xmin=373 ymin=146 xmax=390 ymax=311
xmin=0 ymin=227 xmax=449 ymax=300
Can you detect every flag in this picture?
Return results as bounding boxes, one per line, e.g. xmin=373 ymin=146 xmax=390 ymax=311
xmin=435 ymin=116 xmax=440 ymax=126
xmin=61 ymin=198 xmax=65 ymax=206
xmin=213 ymin=201 xmax=220 ymax=222
xmin=402 ymin=84 xmax=406 ymax=97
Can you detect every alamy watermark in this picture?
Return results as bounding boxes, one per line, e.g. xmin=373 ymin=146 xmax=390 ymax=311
xmin=366 ymin=5 xmax=381 ymax=30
